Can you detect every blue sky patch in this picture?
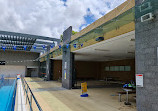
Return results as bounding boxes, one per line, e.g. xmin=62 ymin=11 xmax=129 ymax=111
xmin=61 ymin=0 xmax=67 ymax=6
xmin=106 ymin=2 xmax=111 ymax=8
xmin=79 ymin=8 xmax=96 ymax=31
xmin=61 ymin=0 xmax=67 ymax=2
xmin=79 ymin=14 xmax=95 ymax=31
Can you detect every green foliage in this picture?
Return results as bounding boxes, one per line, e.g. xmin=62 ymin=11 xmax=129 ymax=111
xmin=72 ymin=30 xmax=78 ymax=35
xmin=60 ymin=30 xmax=78 ymax=42
xmin=60 ymin=35 xmax=63 ymax=42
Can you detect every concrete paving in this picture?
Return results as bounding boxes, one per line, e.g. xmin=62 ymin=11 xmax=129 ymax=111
xmin=25 ymin=77 xmax=136 ymax=111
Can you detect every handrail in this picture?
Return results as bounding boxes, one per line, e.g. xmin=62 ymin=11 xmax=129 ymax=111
xmin=21 ymin=78 xmax=43 ymax=111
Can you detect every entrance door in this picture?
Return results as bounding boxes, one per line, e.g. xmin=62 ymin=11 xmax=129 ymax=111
xmin=26 ymin=68 xmax=38 ymax=77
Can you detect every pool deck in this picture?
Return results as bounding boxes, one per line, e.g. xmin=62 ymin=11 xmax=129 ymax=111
xmin=25 ymin=77 xmax=136 ymax=111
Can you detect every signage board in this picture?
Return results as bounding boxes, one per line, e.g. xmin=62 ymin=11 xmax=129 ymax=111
xmin=136 ymin=74 xmax=143 ymax=87
xmin=64 ymin=70 xmax=66 ymax=79
xmin=0 ymin=61 xmax=5 ymax=65
xmin=81 ymin=82 xmax=88 ymax=94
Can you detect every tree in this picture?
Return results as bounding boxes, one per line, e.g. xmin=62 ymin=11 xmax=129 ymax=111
xmin=60 ymin=35 xmax=63 ymax=42
xmin=60 ymin=30 xmax=78 ymax=42
xmin=72 ymin=30 xmax=78 ymax=35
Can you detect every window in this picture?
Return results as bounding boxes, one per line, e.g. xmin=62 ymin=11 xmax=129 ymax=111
xmin=125 ymin=66 xmax=131 ymax=71
xmin=105 ymin=67 xmax=110 ymax=71
xmin=119 ymin=66 xmax=125 ymax=71
xmin=114 ymin=66 xmax=119 ymax=71
xmin=110 ymin=66 xmax=115 ymax=71
xmin=105 ymin=66 xmax=131 ymax=72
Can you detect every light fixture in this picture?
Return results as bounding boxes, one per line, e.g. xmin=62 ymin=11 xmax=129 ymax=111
xmin=130 ymin=39 xmax=135 ymax=42
xmin=95 ymin=49 xmax=110 ymax=52
xmin=126 ymin=57 xmax=134 ymax=59
xmin=130 ymin=45 xmax=134 ymax=47
xmin=96 ymin=37 xmax=104 ymax=42
xmin=104 ymin=56 xmax=114 ymax=58
xmin=141 ymin=13 xmax=154 ymax=22
xmin=127 ymin=52 xmax=135 ymax=54
xmin=75 ymin=53 xmax=90 ymax=56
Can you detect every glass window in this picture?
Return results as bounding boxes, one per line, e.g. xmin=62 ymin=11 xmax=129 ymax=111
xmin=114 ymin=66 xmax=119 ymax=71
xmin=105 ymin=66 xmax=131 ymax=72
xmin=105 ymin=66 xmax=110 ymax=71
xmin=110 ymin=66 xmax=115 ymax=71
xmin=119 ymin=66 xmax=125 ymax=71
xmin=125 ymin=66 xmax=131 ymax=71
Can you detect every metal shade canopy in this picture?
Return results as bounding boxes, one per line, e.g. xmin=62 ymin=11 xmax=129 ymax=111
xmin=0 ymin=30 xmax=60 ymax=52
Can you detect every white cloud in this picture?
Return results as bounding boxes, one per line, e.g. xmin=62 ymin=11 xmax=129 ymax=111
xmin=80 ymin=24 xmax=90 ymax=30
xmin=0 ymin=0 xmax=126 ymax=39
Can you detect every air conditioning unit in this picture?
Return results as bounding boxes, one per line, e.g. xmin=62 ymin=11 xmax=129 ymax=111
xmin=140 ymin=2 xmax=152 ymax=12
xmin=141 ymin=13 xmax=154 ymax=22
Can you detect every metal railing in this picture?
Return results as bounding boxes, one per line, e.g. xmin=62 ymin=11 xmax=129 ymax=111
xmin=21 ymin=78 xmax=43 ymax=111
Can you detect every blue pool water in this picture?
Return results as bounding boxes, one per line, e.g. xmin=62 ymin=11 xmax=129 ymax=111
xmin=0 ymin=79 xmax=16 ymax=111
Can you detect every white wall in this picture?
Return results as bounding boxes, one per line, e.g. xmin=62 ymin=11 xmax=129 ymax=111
xmin=0 ymin=50 xmax=40 ymax=77
xmin=0 ymin=50 xmax=39 ymax=66
xmin=0 ymin=65 xmax=26 ymax=78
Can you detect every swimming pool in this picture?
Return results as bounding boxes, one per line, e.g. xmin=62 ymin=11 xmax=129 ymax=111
xmin=0 ymin=79 xmax=17 ymax=111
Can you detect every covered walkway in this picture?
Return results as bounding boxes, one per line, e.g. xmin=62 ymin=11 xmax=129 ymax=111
xmin=25 ymin=77 xmax=136 ymax=111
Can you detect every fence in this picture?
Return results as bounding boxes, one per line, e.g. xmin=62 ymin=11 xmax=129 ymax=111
xmin=21 ymin=78 xmax=43 ymax=111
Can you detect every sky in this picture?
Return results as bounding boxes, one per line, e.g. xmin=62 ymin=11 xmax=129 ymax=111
xmin=0 ymin=0 xmax=126 ymax=39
